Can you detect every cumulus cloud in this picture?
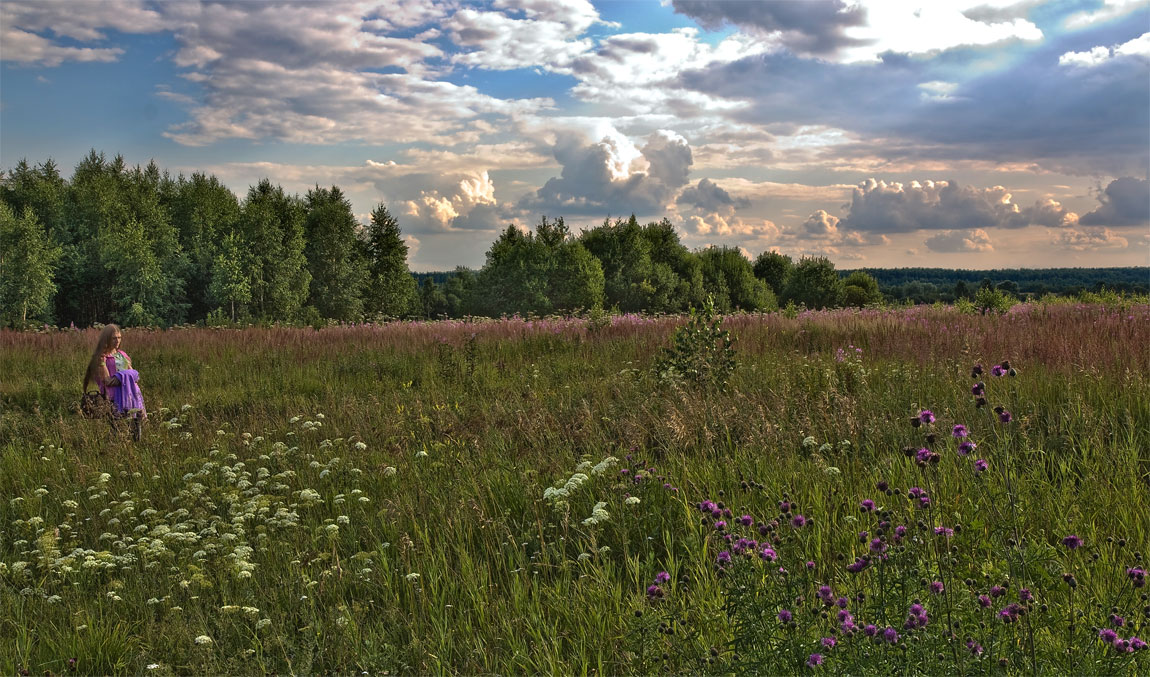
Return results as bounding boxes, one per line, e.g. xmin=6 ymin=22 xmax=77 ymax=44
xmin=0 ymin=0 xmax=163 ymax=66
xmin=924 ymin=229 xmax=995 ymax=252
xmin=670 ymin=0 xmax=868 ymax=55
xmin=802 ymin=209 xmax=841 ymax=237
xmin=1079 ymin=177 xmax=1150 ymax=226
xmin=836 ymin=178 xmax=1078 ymax=233
xmin=1060 ymin=30 xmax=1150 ymax=66
xmin=521 ymin=128 xmax=693 ymax=215
xmin=444 ymin=4 xmax=596 ymax=72
xmin=1054 ymin=226 xmax=1130 ymax=250
xmin=676 ymin=178 xmax=750 ymax=212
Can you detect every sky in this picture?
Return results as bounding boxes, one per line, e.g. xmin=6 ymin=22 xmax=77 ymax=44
xmin=1 ymin=0 xmax=1148 ymax=271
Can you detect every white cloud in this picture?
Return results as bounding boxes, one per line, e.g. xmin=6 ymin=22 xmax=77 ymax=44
xmin=445 ymin=7 xmax=595 ymax=72
xmin=1065 ymin=0 xmax=1149 ymax=28
xmin=1059 ymin=31 xmax=1150 ymax=67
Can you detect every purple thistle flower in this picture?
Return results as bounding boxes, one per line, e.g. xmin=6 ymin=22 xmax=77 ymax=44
xmin=806 ymin=560 xmax=816 ymax=569
xmin=716 ymin=551 xmax=732 ymax=566
xmin=655 ymin=571 xmax=671 ymax=584
xmin=934 ymin=526 xmax=954 ymax=538
xmin=860 ymin=499 xmax=875 ymax=512
xmin=836 ymin=596 xmax=849 ymax=609
xmin=1127 ymin=567 xmax=1146 ymax=587
xmin=1099 ymin=628 xmax=1118 ymax=644
xmin=864 ymin=624 xmax=878 ymax=637
xmin=972 ymin=382 xmax=985 ymax=396
xmin=846 ymin=558 xmax=870 ymax=574
xmin=974 ymin=459 xmax=989 ymax=473
xmin=930 ymin=581 xmax=945 ymax=595
xmin=1062 ymin=534 xmax=1083 ymax=550
xmin=978 ymin=595 xmax=991 ymax=608
xmin=972 ymin=364 xmax=984 ymax=377
xmin=998 ymin=410 xmax=1013 ymax=423
xmin=646 ymin=584 xmax=663 ymax=599
xmin=759 ymin=547 xmax=777 ymax=562
xmin=967 ymin=640 xmax=984 ymax=656
xmin=919 ymin=409 xmax=935 ymax=424
xmin=841 ymin=620 xmax=858 ymax=635
xmin=883 ymin=627 xmax=900 ymax=644
xmin=791 ymin=514 xmax=807 ymax=528
xmin=991 ymin=364 xmax=1006 ymax=377
xmin=837 ymin=609 xmax=852 ymax=623
xmin=807 ymin=653 xmax=824 ymax=667
xmin=1109 ymin=613 xmax=1125 ymax=627
xmin=1019 ymin=588 xmax=1033 ymax=603
xmin=952 ymin=424 xmax=968 ymax=438
xmin=918 ymin=496 xmax=932 ymax=509
xmin=990 ymin=585 xmax=1006 ymax=598
xmin=778 ymin=609 xmax=792 ymax=623
xmin=908 ymin=487 xmax=925 ymax=499
xmin=822 ymin=637 xmax=836 ymax=649
xmin=818 ymin=585 xmax=833 ymax=601
xmin=869 ymin=537 xmax=887 ymax=554
xmin=1131 ymin=637 xmax=1147 ymax=651
xmin=876 ymin=480 xmax=889 ymax=492
xmin=739 ymin=514 xmax=753 ymax=527
xmin=958 ymin=441 xmax=976 ymax=456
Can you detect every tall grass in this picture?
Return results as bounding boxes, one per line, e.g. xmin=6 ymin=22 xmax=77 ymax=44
xmin=0 ymin=305 xmax=1147 ymax=674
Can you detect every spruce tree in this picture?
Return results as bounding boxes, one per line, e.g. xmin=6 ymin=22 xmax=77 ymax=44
xmin=0 ymin=203 xmax=61 ymax=327
xmin=363 ymin=203 xmax=417 ymax=318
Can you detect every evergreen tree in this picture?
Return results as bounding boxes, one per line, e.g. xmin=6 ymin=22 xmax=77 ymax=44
xmin=304 ymin=185 xmax=367 ymax=321
xmin=0 ymin=203 xmax=61 ymax=327
xmin=954 ymin=280 xmax=971 ymax=300
xmin=363 ymin=203 xmax=418 ymax=318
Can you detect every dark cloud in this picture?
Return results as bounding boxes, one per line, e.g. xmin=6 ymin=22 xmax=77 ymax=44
xmin=677 ymin=16 xmax=1150 ymax=176
xmin=1079 ymin=177 xmax=1150 ymax=226
xmin=520 ymin=130 xmax=693 ymax=215
xmin=677 ymin=178 xmax=750 ymax=212
xmin=923 ymin=229 xmax=994 ymax=253
xmin=837 ymin=178 xmax=1076 ymax=234
xmin=670 ymin=0 xmax=868 ymax=54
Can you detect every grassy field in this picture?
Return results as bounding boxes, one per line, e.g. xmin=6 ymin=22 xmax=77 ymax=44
xmin=1 ymin=304 xmax=1148 ymax=675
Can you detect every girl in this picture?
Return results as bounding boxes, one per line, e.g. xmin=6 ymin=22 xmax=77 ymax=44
xmin=83 ymin=324 xmax=147 ymax=425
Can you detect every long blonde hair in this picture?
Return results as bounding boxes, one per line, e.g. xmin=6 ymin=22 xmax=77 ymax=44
xmin=83 ymin=324 xmax=120 ymax=392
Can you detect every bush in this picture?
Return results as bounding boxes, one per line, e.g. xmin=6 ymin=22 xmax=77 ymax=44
xmin=973 ymin=286 xmax=1015 ymax=314
xmin=654 ymin=296 xmax=736 ymax=390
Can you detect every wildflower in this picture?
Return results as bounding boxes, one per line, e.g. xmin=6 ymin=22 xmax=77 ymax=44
xmin=930 ymin=581 xmax=945 ymax=595
xmin=999 ymin=603 xmax=1023 ymax=623
xmin=739 ymin=514 xmax=753 ymax=526
xmin=869 ymin=538 xmax=887 ymax=554
xmin=998 ymin=410 xmax=1013 ymax=423
xmin=821 ymin=637 xmax=836 ymax=649
xmin=818 ymin=585 xmax=834 ymax=602
xmin=354 ymin=441 xmax=367 ymax=451
xmin=974 ymin=459 xmax=989 ymax=473
xmin=654 ymin=571 xmax=671 ymax=584
xmin=846 ymin=558 xmax=870 ymax=574
xmin=864 ymin=624 xmax=878 ymax=637
xmin=807 ymin=653 xmax=824 ymax=667
xmin=860 ymin=499 xmax=875 ymax=512
xmin=836 ymin=597 xmax=848 ymax=609
xmin=1131 ymin=637 xmax=1147 ymax=651
xmin=791 ymin=514 xmax=807 ymax=528
xmin=967 ymin=640 xmax=984 ymax=656
xmin=990 ymin=585 xmax=1006 ymax=598
xmin=934 ymin=526 xmax=954 ymax=538
xmin=1099 ymin=628 xmax=1118 ymax=644
xmin=1127 ymin=567 xmax=1146 ymax=587
xmin=971 ymin=364 xmax=983 ymax=377
xmin=405 ymin=573 xmax=420 ymax=582
xmin=646 ymin=584 xmax=664 ymax=599
xmin=971 ymin=382 xmax=985 ymax=396
xmin=716 ymin=551 xmax=732 ymax=566
xmin=1109 ymin=614 xmax=1125 ymax=627
xmin=1019 ymin=588 xmax=1033 ymax=603
xmin=883 ymin=627 xmax=900 ymax=644
xmin=1062 ymin=534 xmax=1083 ymax=550
xmin=915 ymin=448 xmax=939 ymax=466
xmin=760 ymin=547 xmax=777 ymax=562
xmin=714 ymin=520 xmax=727 ymax=531
xmin=958 ymin=441 xmax=976 ymax=456
xmin=991 ymin=364 xmax=1006 ymax=377
xmin=778 ymin=609 xmax=793 ymax=623
xmin=978 ymin=595 xmax=991 ymax=608
xmin=194 ymin=635 xmax=213 ymax=645
xmin=952 ymin=424 xmax=968 ymax=438
xmin=383 ymin=466 xmax=397 ymax=477
xmin=625 ymin=496 xmax=641 ymax=506
xmin=919 ymin=410 xmax=935 ymax=424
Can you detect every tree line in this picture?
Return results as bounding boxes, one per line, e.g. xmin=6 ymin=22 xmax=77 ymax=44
xmin=2 ymin=152 xmax=1142 ymax=328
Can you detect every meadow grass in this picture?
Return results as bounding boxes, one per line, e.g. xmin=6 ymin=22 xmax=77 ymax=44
xmin=1 ymin=304 xmax=1148 ymax=675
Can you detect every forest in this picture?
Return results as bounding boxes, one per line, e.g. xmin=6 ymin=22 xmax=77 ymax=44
xmin=2 ymin=152 xmax=1145 ymax=328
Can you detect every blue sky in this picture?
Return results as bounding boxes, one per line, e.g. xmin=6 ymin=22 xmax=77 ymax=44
xmin=2 ymin=0 xmax=1148 ymax=270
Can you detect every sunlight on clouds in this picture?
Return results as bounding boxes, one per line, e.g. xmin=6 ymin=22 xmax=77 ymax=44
xmin=1059 ymin=31 xmax=1150 ymax=67
xmin=1064 ymin=0 xmax=1149 ymax=28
